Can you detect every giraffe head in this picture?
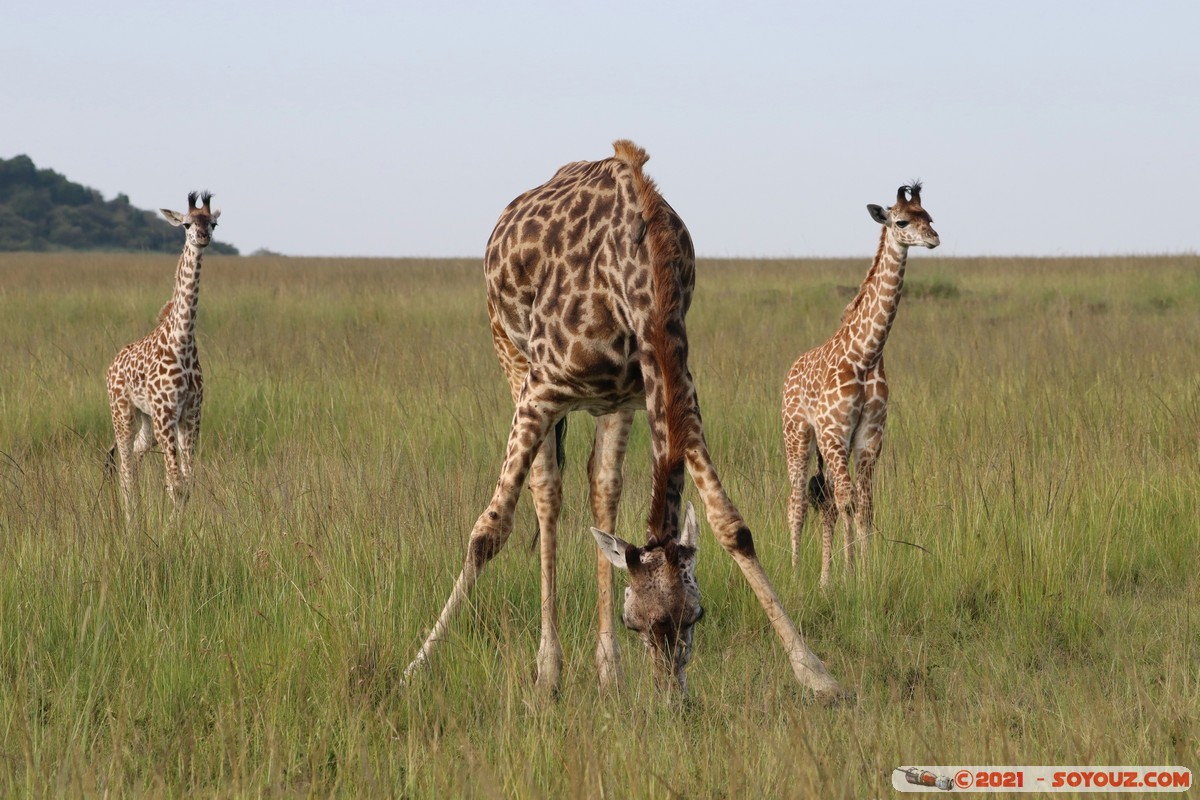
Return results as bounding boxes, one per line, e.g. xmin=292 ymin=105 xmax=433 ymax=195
xmin=592 ymin=502 xmax=704 ymax=694
xmin=161 ymin=191 xmax=221 ymax=249
xmin=868 ymin=183 xmax=939 ymax=249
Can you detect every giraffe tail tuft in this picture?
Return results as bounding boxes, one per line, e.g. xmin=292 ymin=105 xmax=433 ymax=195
xmin=104 ymin=445 xmax=117 ymax=478
xmin=807 ymin=451 xmax=832 ymax=510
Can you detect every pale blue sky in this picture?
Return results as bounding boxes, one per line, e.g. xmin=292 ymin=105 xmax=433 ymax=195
xmin=5 ymin=1 xmax=1198 ymax=257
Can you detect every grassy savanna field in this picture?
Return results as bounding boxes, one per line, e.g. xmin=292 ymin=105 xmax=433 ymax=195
xmin=0 ymin=252 xmax=1197 ymax=797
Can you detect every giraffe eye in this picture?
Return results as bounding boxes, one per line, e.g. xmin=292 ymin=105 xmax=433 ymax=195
xmin=211 ymin=222 xmax=218 ymax=228
xmin=183 ymin=223 xmax=192 ymax=229
xmin=896 ymin=220 xmax=910 ymax=228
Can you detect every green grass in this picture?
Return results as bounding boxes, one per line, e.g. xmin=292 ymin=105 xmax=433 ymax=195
xmin=0 ymin=252 xmax=1197 ymax=797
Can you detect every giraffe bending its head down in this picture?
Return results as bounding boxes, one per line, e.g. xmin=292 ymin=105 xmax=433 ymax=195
xmin=404 ymin=141 xmax=841 ymax=700
xmin=106 ymin=191 xmax=221 ymax=520
xmin=783 ymin=183 xmax=939 ymax=587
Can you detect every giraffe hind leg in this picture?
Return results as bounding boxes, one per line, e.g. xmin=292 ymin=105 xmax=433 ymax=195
xmin=807 ymin=450 xmax=838 ymax=589
xmin=784 ymin=417 xmax=814 ymax=569
xmin=816 ymin=474 xmax=837 ymax=590
xmin=109 ymin=398 xmax=140 ymax=522
xmin=817 ymin=434 xmax=857 ymax=580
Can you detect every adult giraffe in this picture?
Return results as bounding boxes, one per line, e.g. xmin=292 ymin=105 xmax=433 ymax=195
xmin=783 ymin=183 xmax=939 ymax=586
xmin=404 ymin=141 xmax=840 ymax=699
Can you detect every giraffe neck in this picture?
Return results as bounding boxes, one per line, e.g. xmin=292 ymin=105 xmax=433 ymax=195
xmin=839 ymin=227 xmax=909 ymax=369
xmin=166 ymin=243 xmax=204 ymax=346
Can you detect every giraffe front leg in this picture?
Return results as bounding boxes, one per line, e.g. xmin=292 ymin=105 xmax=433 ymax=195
xmin=684 ymin=444 xmax=843 ymax=701
xmin=588 ymin=410 xmax=633 ymax=692
xmin=152 ymin=412 xmax=186 ymax=517
xmin=853 ymin=390 xmax=886 ymax=568
xmin=529 ymin=422 xmax=564 ymax=695
xmin=403 ymin=383 xmax=558 ymax=683
xmin=177 ymin=392 xmax=203 ymax=509
xmin=852 ymin=439 xmax=882 ymax=568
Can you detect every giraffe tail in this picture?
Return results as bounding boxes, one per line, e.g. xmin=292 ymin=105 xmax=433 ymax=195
xmin=104 ymin=444 xmax=117 ymax=478
xmin=807 ymin=451 xmax=832 ymax=511
xmin=529 ymin=417 xmax=569 ymax=551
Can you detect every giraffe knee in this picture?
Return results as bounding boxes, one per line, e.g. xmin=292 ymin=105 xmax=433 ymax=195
xmin=467 ymin=514 xmax=510 ymax=569
xmin=717 ymin=525 xmax=757 ymax=558
xmin=467 ymin=534 xmax=502 ymax=569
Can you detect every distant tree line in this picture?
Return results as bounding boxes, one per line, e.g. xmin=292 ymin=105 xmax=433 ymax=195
xmin=0 ymin=155 xmax=239 ymax=254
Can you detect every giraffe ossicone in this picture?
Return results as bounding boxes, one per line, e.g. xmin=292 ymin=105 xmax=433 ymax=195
xmin=105 ymin=191 xmax=221 ymax=521
xmin=783 ymin=183 xmax=939 ymax=587
xmin=403 ymin=141 xmax=841 ymax=700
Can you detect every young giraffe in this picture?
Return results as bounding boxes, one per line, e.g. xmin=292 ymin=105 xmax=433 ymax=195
xmin=404 ymin=141 xmax=841 ymax=699
xmin=106 ymin=191 xmax=220 ymax=520
xmin=782 ymin=184 xmax=939 ymax=586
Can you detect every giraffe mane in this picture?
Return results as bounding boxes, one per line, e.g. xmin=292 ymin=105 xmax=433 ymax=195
xmin=617 ymin=141 xmax=696 ymax=545
xmin=840 ymin=227 xmax=890 ymax=324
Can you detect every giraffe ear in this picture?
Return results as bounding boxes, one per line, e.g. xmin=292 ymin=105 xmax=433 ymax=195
xmin=210 ymin=207 xmax=221 ymax=221
xmin=591 ymin=527 xmax=639 ymax=572
xmin=161 ymin=209 xmax=187 ymax=227
xmin=867 ymin=204 xmax=889 ymax=225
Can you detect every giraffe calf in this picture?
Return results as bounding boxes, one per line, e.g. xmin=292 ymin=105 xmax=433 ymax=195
xmin=106 ymin=192 xmax=220 ymax=520
xmin=783 ymin=184 xmax=939 ymax=587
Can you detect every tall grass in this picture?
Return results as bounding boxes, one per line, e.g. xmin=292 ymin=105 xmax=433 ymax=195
xmin=0 ymin=252 xmax=1196 ymax=796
